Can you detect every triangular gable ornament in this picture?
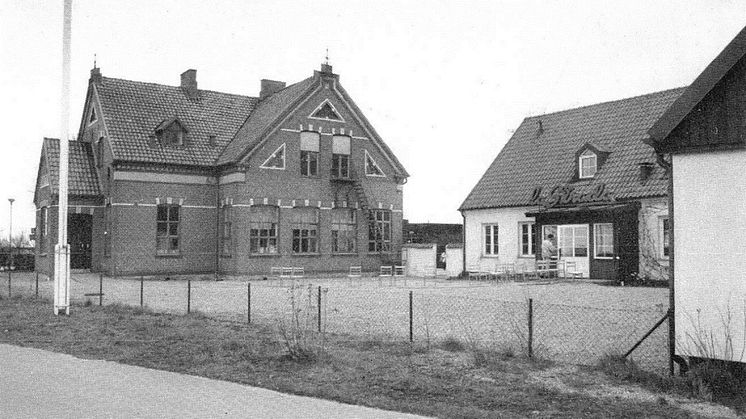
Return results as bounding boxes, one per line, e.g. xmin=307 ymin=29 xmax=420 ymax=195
xmin=309 ymin=99 xmax=344 ymax=122
xmin=260 ymin=143 xmax=286 ymax=169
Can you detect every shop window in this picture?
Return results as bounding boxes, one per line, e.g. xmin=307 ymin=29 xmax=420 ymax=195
xmin=156 ymin=204 xmax=180 ymax=255
xmin=519 ymin=222 xmax=536 ymax=256
xmin=579 ymin=149 xmax=597 ymax=179
xmin=368 ymin=210 xmax=391 ymax=252
xmin=260 ymin=143 xmax=285 ymax=170
xmin=660 ymin=217 xmax=670 ymax=259
xmin=103 ymin=204 xmax=111 ymax=257
xmin=291 ymin=207 xmax=319 ymax=254
xmin=249 ymin=206 xmax=278 ymax=254
xmin=221 ymin=205 xmax=232 ymax=256
xmin=365 ymin=150 xmax=384 ymax=177
xmin=484 ymin=224 xmax=498 ymax=256
xmin=332 ymin=209 xmax=356 ymax=253
xmin=593 ymin=223 xmax=614 ymax=259
xmin=300 ymin=131 xmax=319 ymax=177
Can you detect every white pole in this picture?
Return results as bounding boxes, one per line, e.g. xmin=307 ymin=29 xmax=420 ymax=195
xmin=54 ymin=0 xmax=72 ymax=315
xmin=8 ymin=199 xmax=13 ymax=270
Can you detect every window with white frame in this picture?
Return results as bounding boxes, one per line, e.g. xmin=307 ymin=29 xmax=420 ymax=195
xmin=300 ymin=131 xmax=319 ymax=177
xmin=660 ymin=217 xmax=670 ymax=259
xmin=331 ymin=208 xmax=356 ymax=253
xmin=593 ymin=223 xmax=614 ymax=259
xmin=249 ymin=206 xmax=278 ymax=254
xmin=579 ymin=149 xmax=597 ymax=179
xmin=291 ymin=207 xmax=319 ymax=254
xmin=156 ymin=204 xmax=180 ymax=255
xmin=484 ymin=224 xmax=498 ymax=255
xmin=331 ymin=135 xmax=350 ymax=179
xmin=368 ymin=210 xmax=391 ymax=252
xmin=519 ymin=222 xmax=536 ymax=256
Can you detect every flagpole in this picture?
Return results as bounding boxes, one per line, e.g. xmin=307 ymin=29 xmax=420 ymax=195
xmin=54 ymin=0 xmax=72 ymax=315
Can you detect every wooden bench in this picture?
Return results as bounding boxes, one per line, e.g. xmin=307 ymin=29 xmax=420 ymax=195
xmin=348 ymin=266 xmax=362 ymax=278
xmin=393 ymin=265 xmax=405 ymax=276
xmin=291 ymin=267 xmax=305 ymax=278
xmin=379 ymin=266 xmax=393 ymax=276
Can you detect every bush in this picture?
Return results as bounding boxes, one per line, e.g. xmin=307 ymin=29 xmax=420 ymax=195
xmin=440 ymin=336 xmax=465 ymax=352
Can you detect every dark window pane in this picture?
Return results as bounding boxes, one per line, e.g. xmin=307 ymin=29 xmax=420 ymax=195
xmin=157 ymin=222 xmax=167 ymax=235
xmin=169 ymin=223 xmax=178 ymax=236
xmin=169 ymin=206 xmax=179 ymax=221
xmin=157 ymin=206 xmax=167 ymax=221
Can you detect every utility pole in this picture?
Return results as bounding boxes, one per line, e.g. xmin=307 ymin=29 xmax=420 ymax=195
xmin=54 ymin=0 xmax=72 ymax=315
xmin=8 ymin=198 xmax=13 ymax=270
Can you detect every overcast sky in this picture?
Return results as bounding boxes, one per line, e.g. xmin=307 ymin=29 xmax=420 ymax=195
xmin=0 ymin=0 xmax=744 ymax=236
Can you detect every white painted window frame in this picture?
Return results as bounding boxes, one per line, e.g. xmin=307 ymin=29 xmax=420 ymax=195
xmin=593 ymin=223 xmax=614 ymax=259
xmin=259 ymin=143 xmax=286 ymax=170
xmin=308 ymin=98 xmax=346 ymax=123
xmin=518 ymin=222 xmax=535 ymax=257
xmin=483 ymin=223 xmax=499 ymax=257
xmin=364 ymin=150 xmax=386 ymax=177
xmin=579 ymin=150 xmax=597 ymax=179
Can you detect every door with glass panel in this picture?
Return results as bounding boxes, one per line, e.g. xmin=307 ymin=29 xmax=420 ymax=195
xmin=558 ymin=224 xmax=589 ymax=277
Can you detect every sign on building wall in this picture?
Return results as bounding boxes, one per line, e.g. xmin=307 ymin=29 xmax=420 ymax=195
xmin=529 ymin=183 xmax=614 ymax=208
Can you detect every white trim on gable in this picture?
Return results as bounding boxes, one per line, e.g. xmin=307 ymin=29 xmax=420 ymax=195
xmin=364 ymin=150 xmax=386 ymax=177
xmin=260 ymin=143 xmax=286 ymax=170
xmin=308 ymin=98 xmax=345 ymax=123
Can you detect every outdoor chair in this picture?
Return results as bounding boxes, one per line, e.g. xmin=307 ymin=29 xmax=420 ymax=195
xmin=490 ymin=264 xmax=506 ymax=281
xmin=379 ymin=265 xmax=393 ymax=276
xmin=394 ymin=265 xmax=405 ymax=276
xmin=348 ymin=266 xmax=362 ymax=278
xmin=270 ymin=267 xmax=283 ymax=278
xmin=291 ymin=267 xmax=305 ymax=278
xmin=564 ymin=261 xmax=582 ymax=279
xmin=280 ymin=267 xmax=294 ymax=278
xmin=504 ymin=263 xmax=517 ymax=281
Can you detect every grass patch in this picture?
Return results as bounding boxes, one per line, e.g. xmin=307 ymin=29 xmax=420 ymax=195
xmin=0 ymin=296 xmax=711 ymax=418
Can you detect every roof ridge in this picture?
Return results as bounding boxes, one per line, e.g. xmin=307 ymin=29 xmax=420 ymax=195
xmin=525 ymin=86 xmax=688 ymax=120
xmin=100 ymin=76 xmax=256 ymax=100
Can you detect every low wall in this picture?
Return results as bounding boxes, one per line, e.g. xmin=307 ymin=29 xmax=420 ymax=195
xmin=445 ymin=244 xmax=463 ymax=278
xmin=402 ymin=243 xmax=436 ymax=277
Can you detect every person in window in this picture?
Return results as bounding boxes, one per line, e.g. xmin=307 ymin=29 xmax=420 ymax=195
xmin=541 ymin=234 xmax=557 ymax=260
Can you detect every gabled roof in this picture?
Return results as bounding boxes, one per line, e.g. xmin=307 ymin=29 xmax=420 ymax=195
xmin=648 ymin=26 xmax=746 ymax=146
xmin=460 ymin=87 xmax=686 ymax=211
xmin=95 ymin=77 xmax=258 ymax=166
xmin=42 ymin=138 xmax=101 ymax=196
xmin=217 ymin=76 xmax=316 ymax=165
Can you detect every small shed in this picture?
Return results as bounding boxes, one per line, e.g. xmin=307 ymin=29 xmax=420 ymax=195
xmin=401 ymin=243 xmax=437 ymax=277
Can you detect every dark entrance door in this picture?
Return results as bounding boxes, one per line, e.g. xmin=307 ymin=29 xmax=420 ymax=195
xmin=68 ymin=213 xmax=92 ymax=269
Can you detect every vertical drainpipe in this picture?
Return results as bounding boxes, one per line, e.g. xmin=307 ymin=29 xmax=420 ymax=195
xmin=215 ymin=173 xmax=220 ymax=280
xmin=657 ymin=151 xmax=676 ymax=374
xmin=460 ymin=210 xmax=466 ymax=277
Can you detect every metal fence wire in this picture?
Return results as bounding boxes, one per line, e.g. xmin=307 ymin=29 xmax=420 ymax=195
xmin=3 ymin=272 xmax=669 ymax=373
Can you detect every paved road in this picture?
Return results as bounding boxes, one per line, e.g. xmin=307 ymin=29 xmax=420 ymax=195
xmin=0 ymin=344 xmax=426 ymax=419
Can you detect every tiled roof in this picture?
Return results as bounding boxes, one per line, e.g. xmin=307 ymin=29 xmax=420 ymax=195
xmin=460 ymin=87 xmax=686 ymax=211
xmin=96 ymin=77 xmax=258 ymax=166
xmin=217 ymin=76 xmax=316 ymax=165
xmin=44 ymin=138 xmax=101 ymax=196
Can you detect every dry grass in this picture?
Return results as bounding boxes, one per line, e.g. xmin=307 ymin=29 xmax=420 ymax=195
xmin=0 ymin=296 xmax=718 ymax=418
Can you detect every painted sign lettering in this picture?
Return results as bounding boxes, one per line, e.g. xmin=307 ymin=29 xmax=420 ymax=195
xmin=530 ymin=183 xmax=614 ymax=207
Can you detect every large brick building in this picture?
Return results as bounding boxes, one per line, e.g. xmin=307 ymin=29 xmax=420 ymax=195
xmin=34 ymin=63 xmax=408 ymax=276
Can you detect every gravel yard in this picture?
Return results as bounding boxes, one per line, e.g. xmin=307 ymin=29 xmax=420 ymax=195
xmin=8 ymin=272 xmax=669 ymax=372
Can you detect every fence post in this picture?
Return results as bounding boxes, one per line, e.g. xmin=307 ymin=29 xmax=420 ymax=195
xmin=140 ymin=276 xmax=144 ymax=307
xmin=8 ymin=270 xmax=11 ymax=298
xmin=35 ymin=272 xmax=39 ymax=297
xmin=317 ymin=285 xmax=322 ymax=333
xmin=409 ymin=290 xmax=413 ymax=343
xmin=528 ymin=298 xmax=534 ymax=358
xmin=247 ymin=282 xmax=251 ymax=324
xmin=187 ymin=280 xmax=191 ymax=314
xmin=99 ymin=273 xmax=103 ymax=306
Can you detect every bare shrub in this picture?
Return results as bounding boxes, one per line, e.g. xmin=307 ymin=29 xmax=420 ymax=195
xmin=277 ymin=283 xmax=326 ymax=362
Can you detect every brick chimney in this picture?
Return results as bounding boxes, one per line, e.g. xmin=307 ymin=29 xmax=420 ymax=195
xmin=260 ymin=79 xmax=286 ymax=100
xmin=320 ymin=62 xmax=333 ymax=74
xmin=180 ymin=69 xmax=198 ymax=99
xmin=90 ymin=66 xmax=102 ymax=85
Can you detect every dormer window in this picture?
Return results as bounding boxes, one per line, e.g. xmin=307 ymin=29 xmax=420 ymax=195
xmin=155 ymin=117 xmax=188 ymax=147
xmin=579 ymin=149 xmax=597 ymax=179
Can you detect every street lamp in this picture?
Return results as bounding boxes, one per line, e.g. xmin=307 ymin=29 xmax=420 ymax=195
xmin=8 ymin=198 xmax=13 ymax=271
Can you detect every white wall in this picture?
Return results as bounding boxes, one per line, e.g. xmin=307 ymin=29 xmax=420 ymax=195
xmin=402 ymin=244 xmax=436 ymax=277
xmin=445 ymin=245 xmax=463 ymax=278
xmin=638 ymin=197 xmax=670 ymax=281
xmin=673 ymin=150 xmax=746 ymax=363
xmin=462 ymin=207 xmax=536 ymax=272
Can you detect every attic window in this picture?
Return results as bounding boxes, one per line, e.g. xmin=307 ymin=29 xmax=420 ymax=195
xmin=208 ymin=135 xmax=217 ymax=147
xmin=89 ymin=107 xmax=97 ymax=124
xmin=162 ymin=129 xmax=184 ymax=146
xmin=579 ymin=149 xmax=597 ymax=179
xmin=155 ymin=118 xmax=188 ymax=147
xmin=310 ymin=100 xmax=343 ymax=121
xmin=365 ymin=150 xmax=384 ymax=177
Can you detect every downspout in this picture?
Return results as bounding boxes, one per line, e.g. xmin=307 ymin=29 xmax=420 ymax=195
xmin=214 ymin=173 xmax=221 ymax=281
xmin=655 ymin=151 xmax=687 ymax=375
xmin=460 ymin=210 xmax=466 ymax=277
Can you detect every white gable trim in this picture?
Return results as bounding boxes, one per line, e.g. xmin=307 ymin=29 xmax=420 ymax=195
xmin=364 ymin=150 xmax=386 ymax=178
xmin=308 ymin=98 xmax=346 ymax=123
xmin=259 ymin=143 xmax=286 ymax=170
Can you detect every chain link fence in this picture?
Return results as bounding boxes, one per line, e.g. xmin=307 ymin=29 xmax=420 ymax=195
xmin=3 ymin=272 xmax=669 ymax=373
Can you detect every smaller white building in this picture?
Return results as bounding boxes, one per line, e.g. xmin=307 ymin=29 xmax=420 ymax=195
xmin=648 ymin=26 xmax=746 ymax=364
xmin=460 ymin=90 xmax=678 ymax=282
